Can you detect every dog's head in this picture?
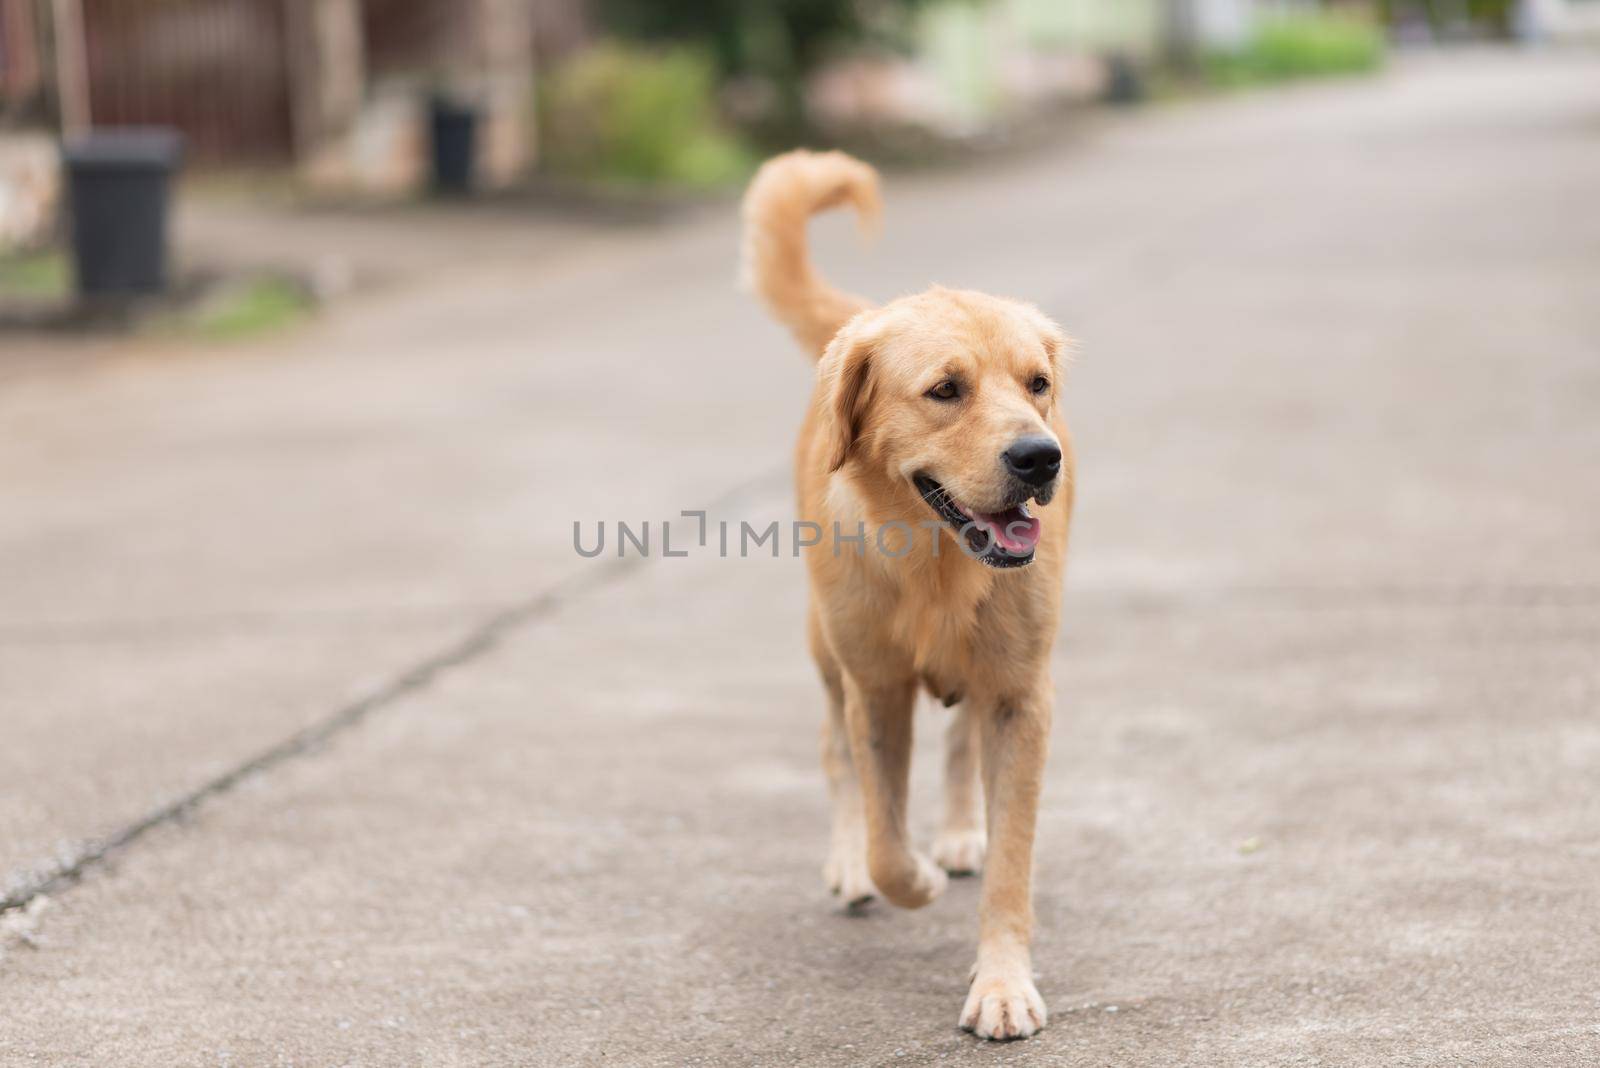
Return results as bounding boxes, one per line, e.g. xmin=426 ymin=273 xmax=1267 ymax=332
xmin=819 ymin=287 xmax=1070 ymax=569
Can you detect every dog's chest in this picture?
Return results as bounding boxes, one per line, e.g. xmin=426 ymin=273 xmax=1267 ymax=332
xmin=894 ymin=568 xmax=992 ymax=691
xmin=892 ymin=561 xmax=1050 ymax=700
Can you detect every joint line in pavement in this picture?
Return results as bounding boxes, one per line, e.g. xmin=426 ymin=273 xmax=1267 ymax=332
xmin=0 ymin=466 xmax=790 ymax=916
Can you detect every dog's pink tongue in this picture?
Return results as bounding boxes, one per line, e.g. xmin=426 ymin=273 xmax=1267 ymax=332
xmin=978 ymin=510 xmax=1042 ymax=554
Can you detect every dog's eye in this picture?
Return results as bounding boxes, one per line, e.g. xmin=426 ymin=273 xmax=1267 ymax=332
xmin=927 ymin=380 xmax=960 ymax=401
xmin=1030 ymin=375 xmax=1050 ymax=395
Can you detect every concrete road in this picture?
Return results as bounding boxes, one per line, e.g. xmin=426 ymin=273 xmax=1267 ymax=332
xmin=3 ymin=51 xmax=1599 ymax=1065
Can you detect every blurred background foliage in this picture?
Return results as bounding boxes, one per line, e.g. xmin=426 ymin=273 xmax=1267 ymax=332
xmin=540 ymin=1 xmax=1399 ymax=187
xmin=1206 ymin=12 xmax=1386 ymax=86
xmin=0 ymin=0 xmax=1557 ymax=216
xmin=540 ymin=0 xmax=929 ymax=184
xmin=593 ymin=0 xmax=920 ymax=120
xmin=0 ymin=0 xmax=1571 ymax=337
xmin=538 ymin=43 xmax=752 ymax=187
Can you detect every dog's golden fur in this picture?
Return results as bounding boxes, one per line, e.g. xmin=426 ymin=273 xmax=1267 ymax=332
xmin=743 ymin=150 xmax=1074 ymax=1041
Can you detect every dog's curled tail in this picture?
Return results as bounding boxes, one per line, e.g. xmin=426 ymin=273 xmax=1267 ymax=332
xmin=741 ymin=149 xmax=881 ymax=360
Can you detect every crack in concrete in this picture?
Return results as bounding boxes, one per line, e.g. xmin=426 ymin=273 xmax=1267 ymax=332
xmin=0 ymin=467 xmax=789 ymax=916
xmin=15 ymin=453 xmax=1583 ymax=918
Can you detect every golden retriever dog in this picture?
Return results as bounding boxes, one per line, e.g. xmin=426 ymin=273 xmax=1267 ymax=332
xmin=741 ymin=150 xmax=1074 ymax=1041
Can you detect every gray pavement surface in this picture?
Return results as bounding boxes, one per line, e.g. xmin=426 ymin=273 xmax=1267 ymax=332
xmin=3 ymin=50 xmax=1599 ymax=1065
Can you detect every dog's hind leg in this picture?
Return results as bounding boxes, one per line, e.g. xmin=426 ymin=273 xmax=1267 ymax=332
xmin=933 ymin=705 xmax=986 ymax=876
xmin=813 ymin=612 xmax=874 ymax=908
xmin=841 ymin=673 xmax=947 ymax=910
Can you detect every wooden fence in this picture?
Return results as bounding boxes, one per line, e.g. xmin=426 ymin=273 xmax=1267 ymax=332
xmin=81 ymin=0 xmax=294 ymax=161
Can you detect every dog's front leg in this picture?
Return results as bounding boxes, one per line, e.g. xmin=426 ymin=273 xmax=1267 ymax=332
xmin=960 ymin=686 xmax=1051 ymax=1040
xmin=841 ymin=674 xmax=947 ymax=909
xmin=933 ymin=706 xmax=986 ymax=876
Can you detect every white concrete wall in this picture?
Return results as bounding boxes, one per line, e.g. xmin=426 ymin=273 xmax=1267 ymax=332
xmin=1518 ymin=0 xmax=1600 ymax=41
xmin=0 ymin=133 xmax=57 ymax=251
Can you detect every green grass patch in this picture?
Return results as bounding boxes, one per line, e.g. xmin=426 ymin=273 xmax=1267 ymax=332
xmin=180 ymin=276 xmax=313 ymax=341
xmin=1207 ymin=13 xmax=1384 ymax=87
xmin=0 ymin=248 xmax=70 ymax=300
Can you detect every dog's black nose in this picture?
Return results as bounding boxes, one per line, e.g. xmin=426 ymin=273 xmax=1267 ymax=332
xmin=1003 ymin=437 xmax=1062 ymax=487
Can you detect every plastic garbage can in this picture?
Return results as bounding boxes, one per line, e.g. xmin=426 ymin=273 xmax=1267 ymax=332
xmin=429 ymin=96 xmax=479 ymax=194
xmin=62 ymin=128 xmax=184 ymax=297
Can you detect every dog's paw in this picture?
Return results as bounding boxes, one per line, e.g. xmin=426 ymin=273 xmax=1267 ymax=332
xmin=907 ymin=851 xmax=950 ymax=908
xmin=932 ymin=828 xmax=986 ymax=876
xmin=823 ymin=850 xmax=876 ymax=909
xmin=871 ymin=850 xmax=947 ymax=909
xmin=959 ymin=971 xmax=1047 ymax=1041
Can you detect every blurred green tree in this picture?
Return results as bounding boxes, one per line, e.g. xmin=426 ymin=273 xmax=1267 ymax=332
xmin=594 ymin=0 xmax=926 ymax=130
xmin=1377 ymin=0 xmax=1516 ymax=37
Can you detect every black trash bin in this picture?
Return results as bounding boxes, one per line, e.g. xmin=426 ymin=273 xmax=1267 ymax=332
xmin=1102 ymin=54 xmax=1144 ymax=106
xmin=429 ymin=95 xmax=479 ymax=195
xmin=62 ymin=128 xmax=183 ymax=298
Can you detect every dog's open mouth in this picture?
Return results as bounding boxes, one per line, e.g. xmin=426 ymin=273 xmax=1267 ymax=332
xmin=914 ymin=475 xmax=1041 ymax=568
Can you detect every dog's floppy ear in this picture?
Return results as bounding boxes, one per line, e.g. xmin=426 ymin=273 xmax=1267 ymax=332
xmin=818 ymin=319 xmax=876 ymax=473
xmin=1016 ymin=301 xmax=1072 ymax=381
